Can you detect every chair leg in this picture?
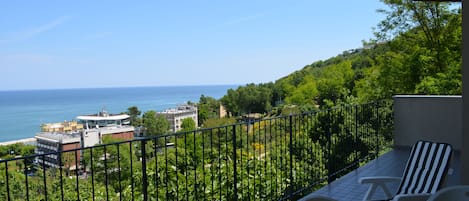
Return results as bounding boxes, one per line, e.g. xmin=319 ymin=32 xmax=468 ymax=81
xmin=363 ymin=184 xmax=378 ymax=201
xmin=379 ymin=183 xmax=393 ymax=199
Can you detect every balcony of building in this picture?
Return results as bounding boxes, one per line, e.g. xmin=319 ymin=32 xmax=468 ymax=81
xmin=301 ymin=95 xmax=463 ymax=201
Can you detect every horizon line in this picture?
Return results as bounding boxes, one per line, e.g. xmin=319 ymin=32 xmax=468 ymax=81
xmin=0 ymin=83 xmax=244 ymax=92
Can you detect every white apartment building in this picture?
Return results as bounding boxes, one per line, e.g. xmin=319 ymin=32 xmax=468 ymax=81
xmin=158 ymin=104 xmax=198 ymax=132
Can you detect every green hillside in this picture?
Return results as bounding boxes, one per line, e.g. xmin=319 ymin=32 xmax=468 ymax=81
xmin=220 ymin=0 xmax=462 ymax=116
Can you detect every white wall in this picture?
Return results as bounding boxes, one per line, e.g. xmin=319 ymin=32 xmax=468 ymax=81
xmin=393 ymin=95 xmax=462 ymax=150
xmin=83 ymin=130 xmax=100 ymax=147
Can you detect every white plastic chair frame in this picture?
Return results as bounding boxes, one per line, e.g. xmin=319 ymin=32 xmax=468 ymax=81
xmin=359 ymin=141 xmax=452 ymax=201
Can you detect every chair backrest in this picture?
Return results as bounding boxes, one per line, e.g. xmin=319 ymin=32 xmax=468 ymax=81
xmin=396 ymin=140 xmax=452 ymax=196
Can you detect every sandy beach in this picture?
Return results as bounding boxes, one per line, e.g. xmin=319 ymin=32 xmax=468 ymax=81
xmin=0 ymin=137 xmax=36 ymax=146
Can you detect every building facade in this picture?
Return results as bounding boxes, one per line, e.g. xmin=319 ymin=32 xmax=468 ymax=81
xmin=35 ymin=132 xmax=82 ymax=169
xmin=41 ymin=121 xmax=83 ymax=133
xmin=35 ymin=109 xmax=134 ymax=168
xmin=76 ymin=109 xmax=134 ymax=145
xmin=158 ymin=104 xmax=198 ymax=132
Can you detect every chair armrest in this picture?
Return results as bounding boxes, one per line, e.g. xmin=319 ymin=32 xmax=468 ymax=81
xmin=359 ymin=177 xmax=401 ymax=201
xmin=392 ymin=193 xmax=431 ymax=201
xmin=359 ymin=176 xmax=401 ymax=184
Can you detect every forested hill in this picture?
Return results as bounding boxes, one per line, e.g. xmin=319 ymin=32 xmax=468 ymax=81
xmin=219 ymin=1 xmax=462 ymax=117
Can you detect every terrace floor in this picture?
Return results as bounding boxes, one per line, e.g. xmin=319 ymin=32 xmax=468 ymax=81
xmin=299 ymin=147 xmax=461 ymax=201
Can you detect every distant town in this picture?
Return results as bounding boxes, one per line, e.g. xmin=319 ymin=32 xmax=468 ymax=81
xmin=1 ymin=104 xmax=199 ymax=168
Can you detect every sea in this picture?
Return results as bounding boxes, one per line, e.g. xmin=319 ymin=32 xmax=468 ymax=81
xmin=0 ymin=85 xmax=237 ymax=142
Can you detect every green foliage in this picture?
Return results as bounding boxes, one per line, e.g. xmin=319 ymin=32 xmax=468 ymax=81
xmin=202 ymin=117 xmax=237 ymax=129
xmin=363 ymin=0 xmax=462 ymax=98
xmin=316 ymin=61 xmax=355 ymax=105
xmin=197 ymin=95 xmax=220 ymax=126
xmin=415 ymin=64 xmax=462 ymax=95
xmin=181 ymin=118 xmax=196 ymax=132
xmin=143 ymin=110 xmax=157 ymax=136
xmin=143 ymin=110 xmax=169 ymax=136
xmin=0 ymin=143 xmax=35 ymax=159
xmin=221 ymin=83 xmax=273 ymax=116
xmin=156 ymin=114 xmax=171 ymax=135
xmin=285 ymin=75 xmax=318 ymax=106
xmin=270 ymin=1 xmax=461 ymax=107
xmin=126 ymin=106 xmax=142 ymax=126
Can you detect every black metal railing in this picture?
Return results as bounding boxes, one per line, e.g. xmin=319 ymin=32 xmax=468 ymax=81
xmin=0 ymin=100 xmax=393 ymax=201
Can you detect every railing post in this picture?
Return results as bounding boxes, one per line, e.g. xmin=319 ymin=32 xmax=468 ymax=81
xmin=5 ymin=162 xmax=10 ymax=201
xmin=75 ymin=150 xmax=80 ymax=200
xmin=289 ymin=115 xmax=294 ymax=194
xmin=354 ymin=105 xmax=359 ymax=164
xmin=232 ymin=125 xmax=238 ymax=201
xmin=375 ymin=102 xmax=380 ymax=159
xmin=58 ymin=152 xmax=64 ymax=201
xmin=104 ymin=146 xmax=109 ymax=201
xmin=42 ymin=155 xmax=48 ymax=201
xmin=24 ymin=160 xmax=30 ymax=201
xmin=141 ymin=140 xmax=148 ymax=201
xmin=90 ymin=148 xmax=95 ymax=201
xmin=326 ymin=110 xmax=332 ymax=184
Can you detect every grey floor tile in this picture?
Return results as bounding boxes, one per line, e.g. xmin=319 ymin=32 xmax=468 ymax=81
xmin=299 ymin=147 xmax=461 ymax=201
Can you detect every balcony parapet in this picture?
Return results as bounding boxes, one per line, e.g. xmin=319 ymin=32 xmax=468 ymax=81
xmin=393 ymin=95 xmax=462 ymax=150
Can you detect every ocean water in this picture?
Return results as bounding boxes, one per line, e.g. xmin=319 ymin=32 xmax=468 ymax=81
xmin=0 ymin=85 xmax=237 ymax=142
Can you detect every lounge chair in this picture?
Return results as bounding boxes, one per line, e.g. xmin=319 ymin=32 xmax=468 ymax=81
xmin=359 ymin=140 xmax=452 ymax=201
xmin=300 ymin=195 xmax=338 ymax=201
xmin=427 ymin=185 xmax=469 ymax=201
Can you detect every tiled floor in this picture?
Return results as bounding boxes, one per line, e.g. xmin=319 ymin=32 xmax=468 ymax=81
xmin=299 ymin=147 xmax=461 ymax=201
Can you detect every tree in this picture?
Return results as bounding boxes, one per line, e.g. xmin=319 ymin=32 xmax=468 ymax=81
xmin=220 ymin=89 xmax=240 ymax=116
xmin=143 ymin=111 xmax=169 ymax=136
xmin=373 ymin=0 xmax=461 ymax=95
xmin=155 ymin=114 xmax=170 ymax=134
xmin=285 ymin=75 xmax=319 ymax=106
xmin=143 ymin=111 xmax=157 ymax=136
xmin=181 ymin=118 xmax=196 ymax=132
xmin=198 ymin=95 xmax=220 ymax=126
xmin=353 ymin=0 xmax=461 ymax=100
xmin=316 ymin=61 xmax=354 ymax=105
xmin=220 ymin=84 xmax=273 ymax=116
xmin=126 ymin=106 xmax=142 ymax=126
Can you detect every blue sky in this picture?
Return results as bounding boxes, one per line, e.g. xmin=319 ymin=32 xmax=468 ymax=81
xmin=0 ymin=1 xmax=386 ymax=90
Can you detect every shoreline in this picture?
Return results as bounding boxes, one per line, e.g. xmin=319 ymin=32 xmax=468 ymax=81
xmin=0 ymin=137 xmax=36 ymax=146
xmin=0 ymin=85 xmax=235 ymax=144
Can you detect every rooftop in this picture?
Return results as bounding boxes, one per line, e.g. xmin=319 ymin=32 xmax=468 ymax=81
xmin=41 ymin=121 xmax=83 ymax=132
xmin=77 ymin=109 xmax=130 ymax=121
xmin=35 ymin=132 xmax=82 ymax=144
xmin=158 ymin=104 xmax=197 ymax=114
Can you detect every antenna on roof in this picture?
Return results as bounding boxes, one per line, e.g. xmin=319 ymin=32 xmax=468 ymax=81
xmin=99 ymin=106 xmax=109 ymax=117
